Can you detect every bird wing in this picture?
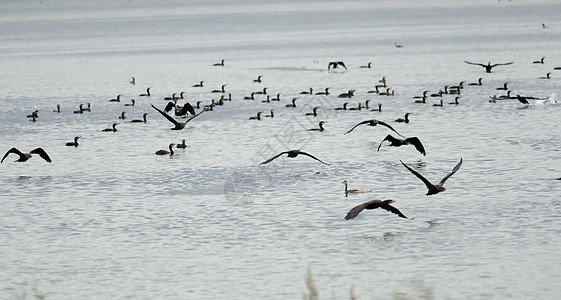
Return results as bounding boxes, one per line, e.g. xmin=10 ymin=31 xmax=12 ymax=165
xmin=180 ymin=102 xmax=196 ymax=116
xmin=438 ymin=158 xmax=463 ymax=186
xmin=183 ymin=110 xmax=204 ymax=125
xmin=164 ymin=101 xmax=176 ymax=113
xmin=1 ymin=147 xmax=25 ymax=163
xmin=377 ymin=134 xmax=398 ymax=152
xmin=405 ymin=137 xmax=426 ymax=156
xmin=299 ymin=151 xmax=330 ymax=165
xmin=464 ymin=61 xmax=485 ymax=67
xmin=328 ymin=62 xmax=334 ymax=71
xmin=338 ymin=62 xmax=347 ymax=69
xmin=382 ymin=204 xmax=408 ymax=219
xmin=260 ymin=151 xmax=289 ymax=165
xmin=400 ymin=160 xmax=436 ymax=191
xmin=151 ymin=104 xmax=183 ymax=128
xmin=377 ymin=121 xmax=404 ymax=137
xmin=30 ymin=148 xmax=52 ymax=163
xmin=491 ymin=62 xmax=514 ymax=67
xmin=344 ymin=201 xmax=371 ymax=220
xmin=344 ymin=120 xmax=370 ymax=135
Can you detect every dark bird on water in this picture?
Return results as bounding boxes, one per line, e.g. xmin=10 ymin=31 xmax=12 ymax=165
xmin=193 ymin=81 xmax=204 ymax=87
xmin=539 ymin=73 xmax=552 ymax=79
xmin=395 ymin=113 xmax=412 ymax=123
xmin=109 ymin=95 xmax=121 ymax=102
xmin=378 ymin=135 xmax=426 ymax=156
xmin=344 ymin=119 xmax=402 ymax=136
xmin=130 ymin=113 xmax=149 ymax=123
xmin=139 ymin=87 xmax=151 ymax=96
xmin=1 ymin=147 xmax=52 ymax=163
xmin=449 ymin=97 xmax=461 ymax=105
xmin=300 ymin=87 xmax=313 ymax=95
xmin=65 ymin=136 xmax=81 ymax=147
xmin=315 ymin=87 xmax=330 ymax=95
xmin=345 ymin=199 xmax=407 ymax=220
xmin=334 ymin=102 xmax=349 ymax=110
xmin=469 ymin=78 xmax=483 ymax=86
xmin=124 ymin=99 xmax=135 ymax=106
xmin=285 ymin=98 xmax=298 ymax=107
xmin=533 ymin=57 xmax=545 ymax=64
xmin=308 ymin=121 xmax=326 ymax=132
xmin=464 ymin=61 xmax=514 ymax=73
xmin=156 ymin=143 xmax=175 ymax=156
xmin=360 ymin=62 xmax=372 ymax=68
xmin=54 ymin=104 xmax=61 ymax=113
xmin=102 ymin=123 xmax=118 ymax=132
xmin=119 ymin=111 xmax=126 ymax=119
xmin=305 ymin=107 xmax=320 ymax=116
xmin=328 ymin=61 xmax=347 ymax=71
xmin=212 ymin=84 xmax=227 ymax=93
xmin=496 ymin=82 xmax=509 ymax=90
xmin=338 ymin=90 xmax=355 ymax=98
xmin=130 ymin=76 xmax=135 ymax=85
xmin=433 ymin=99 xmax=444 ymax=107
xmin=343 ymin=180 xmax=364 ymax=197
xmin=249 ymin=112 xmax=263 ymax=120
xmin=260 ymin=150 xmax=330 ymax=165
xmin=151 ymin=104 xmax=204 ymax=130
xmin=74 ymin=104 xmax=84 ymax=114
xmin=400 ymin=158 xmax=462 ymax=195
xmin=254 ymin=75 xmax=262 ymax=83
xmin=176 ymin=139 xmax=187 ymax=149
xmin=213 ymin=59 xmax=225 ymax=66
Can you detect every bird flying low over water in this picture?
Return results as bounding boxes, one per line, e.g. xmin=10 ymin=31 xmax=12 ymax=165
xmin=328 ymin=61 xmax=347 ymax=71
xmin=151 ymin=104 xmax=204 ymax=130
xmin=345 ymin=199 xmax=407 ymax=220
xmin=345 ymin=119 xmax=403 ymax=136
xmin=1 ymin=147 xmax=52 ymax=163
xmin=400 ymin=158 xmax=463 ymax=195
xmin=377 ymin=135 xmax=426 ymax=156
xmin=260 ymin=150 xmax=330 ymax=165
xmin=464 ymin=61 xmax=514 ymax=73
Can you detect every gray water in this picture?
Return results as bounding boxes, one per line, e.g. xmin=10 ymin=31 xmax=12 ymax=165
xmin=1 ymin=0 xmax=561 ymax=299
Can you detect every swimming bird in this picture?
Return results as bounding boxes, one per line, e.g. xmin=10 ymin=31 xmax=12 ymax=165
xmin=539 ymin=73 xmax=552 ymax=79
xmin=176 ymin=139 xmax=187 ymax=149
xmin=415 ymin=96 xmax=428 ymax=104
xmin=308 ymin=121 xmax=326 ymax=132
xmin=73 ymin=104 xmax=84 ymax=114
xmin=254 ymin=75 xmax=262 ymax=83
xmin=151 ymin=104 xmax=204 ymax=130
xmin=260 ymin=150 xmax=330 ymax=165
xmin=414 ymin=91 xmax=429 ymax=99
xmin=533 ymin=57 xmax=545 ymax=64
xmin=554 ymin=67 xmax=561 ymax=70
xmin=364 ymin=100 xmax=371 ymax=109
xmin=345 ymin=199 xmax=407 ymax=220
xmin=139 ymin=87 xmax=151 ymax=96
xmin=469 ymin=78 xmax=483 ymax=86
xmin=334 ymin=102 xmax=349 ymax=110
xmin=433 ymin=99 xmax=444 ymax=107
xmin=213 ymin=59 xmax=225 ymax=66
xmin=372 ymin=103 xmax=382 ymax=112
xmin=305 ymin=107 xmax=320 ymax=116
xmin=379 ymin=88 xmax=394 ymax=96
xmin=156 ymin=143 xmax=175 ymax=156
xmin=119 ymin=111 xmax=126 ymax=119
xmin=348 ymin=103 xmax=363 ymax=111
xmin=315 ymin=87 xmax=330 ymax=95
xmin=255 ymin=87 xmax=268 ymax=95
xmin=285 ymin=98 xmax=298 ymax=107
xmin=84 ymin=103 xmax=91 ymax=112
xmin=367 ymin=86 xmax=381 ymax=94
xmin=344 ymin=119 xmax=402 ymax=136
xmin=124 ymin=99 xmax=135 ymax=106
xmin=193 ymin=81 xmax=204 ymax=87
xmin=377 ymin=135 xmax=426 ymax=156
xmin=54 ymin=104 xmax=61 ymax=113
xmin=29 ymin=111 xmax=38 ymax=122
xmin=496 ymin=82 xmax=509 ymax=90
xmin=249 ymin=112 xmax=263 ymax=120
xmin=262 ymin=95 xmax=271 ymax=103
xmin=130 ymin=113 xmax=149 ymax=123
xmin=271 ymin=93 xmax=281 ymax=101
xmin=343 ymin=180 xmax=364 ymax=197
xmin=1 ymin=147 xmax=52 ymax=163
xmin=102 ymin=123 xmax=118 ymax=132
xmin=265 ymin=109 xmax=274 ymax=118
xmin=300 ymin=88 xmax=313 ymax=95
xmin=394 ymin=42 xmax=403 ymax=48
xmin=212 ymin=84 xmax=227 ymax=93
xmin=244 ymin=92 xmax=256 ymax=100
xmin=464 ymin=61 xmax=514 ymax=73
xmin=130 ymin=76 xmax=135 ymax=85
xmin=448 ymin=97 xmax=460 ymax=105
xmin=164 ymin=93 xmax=178 ymax=101
xmin=400 ymin=158 xmax=463 ymax=195
xmin=65 ymin=136 xmax=80 ymax=147
xmin=395 ymin=113 xmax=411 ymax=123
xmin=360 ymin=62 xmax=372 ymax=68
xmin=338 ymin=90 xmax=355 ymax=98
xmin=109 ymin=95 xmax=121 ymax=102
xmin=328 ymin=61 xmax=347 ymax=71
xmin=542 ymin=23 xmax=548 ymax=28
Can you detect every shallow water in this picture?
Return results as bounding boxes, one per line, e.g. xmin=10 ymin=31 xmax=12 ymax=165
xmin=1 ymin=0 xmax=561 ymax=299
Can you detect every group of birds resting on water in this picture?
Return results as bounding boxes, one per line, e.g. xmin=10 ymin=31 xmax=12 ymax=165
xmin=4 ymin=55 xmax=558 ymax=221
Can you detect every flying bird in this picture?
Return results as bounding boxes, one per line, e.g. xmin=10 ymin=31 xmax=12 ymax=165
xmin=345 ymin=119 xmax=403 ymax=136
xmin=400 ymin=158 xmax=463 ymax=195
xmin=328 ymin=61 xmax=347 ymax=71
xmin=151 ymin=104 xmax=204 ymax=130
xmin=464 ymin=61 xmax=514 ymax=73
xmin=260 ymin=150 xmax=330 ymax=165
xmin=1 ymin=147 xmax=52 ymax=163
xmin=345 ymin=199 xmax=407 ymax=220
xmin=377 ymin=135 xmax=426 ymax=156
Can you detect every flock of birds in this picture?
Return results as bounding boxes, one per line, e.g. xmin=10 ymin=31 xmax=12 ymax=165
xmin=3 ymin=55 xmax=558 ymax=221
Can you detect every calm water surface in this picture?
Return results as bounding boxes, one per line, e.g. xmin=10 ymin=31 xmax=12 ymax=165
xmin=1 ymin=0 xmax=560 ymax=299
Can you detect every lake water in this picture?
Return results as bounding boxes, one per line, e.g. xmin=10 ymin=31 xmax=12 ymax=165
xmin=1 ymin=0 xmax=561 ymax=299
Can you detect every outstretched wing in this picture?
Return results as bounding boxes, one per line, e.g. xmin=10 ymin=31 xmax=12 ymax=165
xmin=260 ymin=151 xmax=289 ymax=165
xmin=464 ymin=61 xmax=485 ymax=67
xmin=328 ymin=62 xmax=335 ymax=71
xmin=180 ymin=102 xmax=196 ymax=116
xmin=405 ymin=137 xmax=426 ymax=156
xmin=164 ymin=101 xmax=175 ymax=113
xmin=382 ymin=204 xmax=408 ymax=219
xmin=30 ymin=148 xmax=52 ymax=163
xmin=299 ymin=151 xmax=330 ymax=165
xmin=377 ymin=134 xmax=398 ymax=152
xmin=491 ymin=62 xmax=514 ymax=67
xmin=400 ymin=160 xmax=436 ymax=191
xmin=438 ymin=158 xmax=463 ymax=186
xmin=338 ymin=61 xmax=347 ymax=69
xmin=151 ymin=104 xmax=183 ymax=128
xmin=377 ymin=120 xmax=404 ymax=137
xmin=1 ymin=147 xmax=25 ymax=163
xmin=344 ymin=120 xmax=370 ymax=135
xmin=344 ymin=201 xmax=371 ymax=220
xmin=183 ymin=110 xmax=204 ymax=125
